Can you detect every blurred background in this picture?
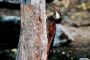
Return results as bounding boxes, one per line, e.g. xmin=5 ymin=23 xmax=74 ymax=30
xmin=0 ymin=0 xmax=90 ymax=60
xmin=0 ymin=1 xmax=20 ymax=60
xmin=47 ymin=0 xmax=90 ymax=60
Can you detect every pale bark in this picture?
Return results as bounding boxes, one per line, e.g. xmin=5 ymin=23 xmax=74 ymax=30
xmin=16 ymin=0 xmax=47 ymax=60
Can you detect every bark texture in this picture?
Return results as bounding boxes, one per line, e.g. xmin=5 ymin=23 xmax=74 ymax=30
xmin=16 ymin=0 xmax=47 ymax=60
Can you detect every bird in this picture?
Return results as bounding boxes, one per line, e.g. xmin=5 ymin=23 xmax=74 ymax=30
xmin=47 ymin=11 xmax=62 ymax=47
xmin=47 ymin=11 xmax=62 ymax=57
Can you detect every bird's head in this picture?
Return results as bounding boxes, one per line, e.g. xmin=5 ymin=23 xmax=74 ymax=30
xmin=53 ymin=11 xmax=62 ymax=24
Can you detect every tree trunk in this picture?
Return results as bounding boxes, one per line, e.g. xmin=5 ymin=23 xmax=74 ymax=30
xmin=16 ymin=0 xmax=47 ymax=60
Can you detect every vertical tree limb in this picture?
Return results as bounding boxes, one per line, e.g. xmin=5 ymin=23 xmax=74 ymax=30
xmin=16 ymin=0 xmax=48 ymax=60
